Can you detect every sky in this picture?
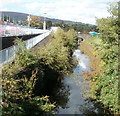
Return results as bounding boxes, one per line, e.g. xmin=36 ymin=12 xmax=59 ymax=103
xmin=0 ymin=0 xmax=118 ymax=25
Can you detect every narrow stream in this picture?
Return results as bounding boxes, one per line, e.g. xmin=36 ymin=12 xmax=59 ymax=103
xmin=49 ymin=49 xmax=112 ymax=115
xmin=56 ymin=49 xmax=93 ymax=114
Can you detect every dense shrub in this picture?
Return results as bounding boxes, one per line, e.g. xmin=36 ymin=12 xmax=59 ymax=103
xmin=80 ymin=23 xmax=118 ymax=115
xmin=36 ymin=28 xmax=78 ymax=74
xmin=94 ymin=3 xmax=119 ymax=113
xmin=80 ymin=2 xmax=119 ymax=114
xmin=2 ymin=27 xmax=78 ymax=115
xmin=2 ymin=41 xmax=55 ymax=116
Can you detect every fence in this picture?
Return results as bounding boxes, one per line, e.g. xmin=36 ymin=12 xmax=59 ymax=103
xmin=0 ymin=29 xmax=52 ymax=65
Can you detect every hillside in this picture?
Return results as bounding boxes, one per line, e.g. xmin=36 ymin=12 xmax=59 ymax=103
xmin=1 ymin=11 xmax=83 ymax=24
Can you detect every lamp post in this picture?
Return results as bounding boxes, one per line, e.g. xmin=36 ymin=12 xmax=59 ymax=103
xmin=43 ymin=13 xmax=46 ymax=31
xmin=27 ymin=14 xmax=31 ymax=27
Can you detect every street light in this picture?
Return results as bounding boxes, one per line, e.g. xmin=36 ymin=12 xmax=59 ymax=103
xmin=27 ymin=14 xmax=31 ymax=27
xmin=43 ymin=13 xmax=46 ymax=31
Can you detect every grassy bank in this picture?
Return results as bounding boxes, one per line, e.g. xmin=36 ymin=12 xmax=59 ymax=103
xmin=2 ymin=27 xmax=78 ymax=116
xmin=80 ymin=36 xmax=119 ymax=114
xmin=79 ymin=37 xmax=103 ymax=78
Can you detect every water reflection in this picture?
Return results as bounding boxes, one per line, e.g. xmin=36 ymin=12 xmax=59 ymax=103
xmin=50 ymin=49 xmax=92 ymax=114
xmin=49 ymin=49 xmax=112 ymax=115
xmin=73 ymin=49 xmax=91 ymax=73
xmin=50 ymin=79 xmax=71 ymax=109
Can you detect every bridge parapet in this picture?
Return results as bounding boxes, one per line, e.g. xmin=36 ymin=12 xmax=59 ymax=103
xmin=0 ymin=30 xmax=52 ymax=65
xmin=0 ymin=24 xmax=46 ymax=37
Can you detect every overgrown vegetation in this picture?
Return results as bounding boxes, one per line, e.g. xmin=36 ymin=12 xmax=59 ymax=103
xmin=28 ymin=16 xmax=43 ymax=29
xmin=2 ymin=27 xmax=78 ymax=115
xmin=80 ymin=2 xmax=119 ymax=114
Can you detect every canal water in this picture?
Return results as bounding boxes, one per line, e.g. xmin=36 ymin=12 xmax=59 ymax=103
xmin=49 ymin=49 xmax=112 ymax=115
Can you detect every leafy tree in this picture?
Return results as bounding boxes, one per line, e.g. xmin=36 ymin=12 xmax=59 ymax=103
xmin=65 ymin=29 xmax=78 ymax=51
xmin=96 ymin=2 xmax=118 ymax=45
xmin=46 ymin=21 xmax=52 ymax=29
xmin=27 ymin=16 xmax=43 ymax=28
xmin=83 ymin=2 xmax=119 ymax=114
xmin=3 ymin=16 xmax=7 ymax=21
xmin=2 ymin=39 xmax=55 ymax=115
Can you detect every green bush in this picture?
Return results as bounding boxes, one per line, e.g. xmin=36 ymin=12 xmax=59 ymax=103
xmin=36 ymin=27 xmax=78 ymax=74
xmin=80 ymin=2 xmax=119 ymax=113
xmin=2 ymin=40 xmax=55 ymax=116
xmin=2 ymin=27 xmax=78 ymax=115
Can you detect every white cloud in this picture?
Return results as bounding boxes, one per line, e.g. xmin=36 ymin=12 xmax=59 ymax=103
xmin=25 ymin=2 xmax=41 ymax=11
xmin=1 ymin=0 xmax=118 ymax=24
xmin=28 ymin=0 xmax=117 ymax=24
xmin=0 ymin=0 xmax=25 ymax=11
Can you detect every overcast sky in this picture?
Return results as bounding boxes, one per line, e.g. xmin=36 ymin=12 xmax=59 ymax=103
xmin=0 ymin=0 xmax=118 ymax=25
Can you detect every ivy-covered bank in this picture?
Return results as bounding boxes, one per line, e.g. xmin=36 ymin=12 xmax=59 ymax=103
xmin=2 ymin=27 xmax=78 ymax=116
xmin=80 ymin=2 xmax=119 ymax=114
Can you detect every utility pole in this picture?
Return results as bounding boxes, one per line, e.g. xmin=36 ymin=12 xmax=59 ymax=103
xmin=43 ymin=13 xmax=46 ymax=31
xmin=27 ymin=14 xmax=30 ymax=27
